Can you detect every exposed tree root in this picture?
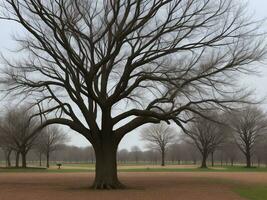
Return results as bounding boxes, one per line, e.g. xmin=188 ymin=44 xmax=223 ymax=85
xmin=91 ymin=181 xmax=126 ymax=190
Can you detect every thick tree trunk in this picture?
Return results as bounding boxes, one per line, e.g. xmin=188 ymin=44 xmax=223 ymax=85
xmin=92 ymin=141 xmax=124 ymax=189
xmin=161 ymin=150 xmax=165 ymax=166
xmin=15 ymin=152 xmax=20 ymax=168
xmin=21 ymin=152 xmax=27 ymax=168
xmin=246 ymin=153 xmax=251 ymax=168
xmin=201 ymin=152 xmax=208 ymax=168
xmin=46 ymin=152 xmax=50 ymax=168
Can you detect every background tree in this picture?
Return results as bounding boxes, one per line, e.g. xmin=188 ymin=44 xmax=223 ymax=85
xmin=36 ymin=126 xmax=68 ymax=168
xmin=117 ymin=149 xmax=129 ymax=164
xmin=1 ymin=147 xmax=12 ymax=167
xmin=141 ymin=123 xmax=176 ymax=166
xmin=0 ymin=106 xmax=40 ymax=168
xmin=168 ymin=143 xmax=182 ymax=164
xmin=86 ymin=146 xmax=95 ymax=164
xmin=184 ymin=114 xmax=227 ymax=168
xmin=1 ymin=0 xmax=266 ymax=188
xmin=130 ymin=146 xmax=142 ymax=164
xmin=221 ymin=142 xmax=240 ymax=167
xmin=228 ymin=106 xmax=267 ymax=168
xmin=0 ymin=132 xmax=14 ymax=167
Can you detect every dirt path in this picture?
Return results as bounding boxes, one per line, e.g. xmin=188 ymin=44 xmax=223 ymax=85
xmin=0 ymin=172 xmax=264 ymax=200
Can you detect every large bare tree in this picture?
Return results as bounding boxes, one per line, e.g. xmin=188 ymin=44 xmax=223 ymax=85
xmin=228 ymin=106 xmax=267 ymax=168
xmin=141 ymin=123 xmax=176 ymax=166
xmin=0 ymin=0 xmax=266 ymax=188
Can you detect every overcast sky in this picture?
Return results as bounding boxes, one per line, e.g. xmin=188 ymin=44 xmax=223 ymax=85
xmin=0 ymin=0 xmax=267 ymax=150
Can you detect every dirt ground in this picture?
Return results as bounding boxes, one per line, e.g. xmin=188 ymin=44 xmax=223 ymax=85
xmin=0 ymin=172 xmax=265 ymax=200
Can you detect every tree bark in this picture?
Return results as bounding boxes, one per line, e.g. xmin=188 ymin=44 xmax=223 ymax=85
xmin=92 ymin=140 xmax=124 ymax=189
xmin=46 ymin=152 xmax=50 ymax=168
xmin=21 ymin=152 xmax=27 ymax=168
xmin=211 ymin=151 xmax=214 ymax=167
xmin=201 ymin=151 xmax=208 ymax=168
xmin=246 ymin=153 xmax=251 ymax=168
xmin=39 ymin=152 xmax=42 ymax=166
xmin=15 ymin=151 xmax=20 ymax=168
xmin=5 ymin=150 xmax=12 ymax=167
xmin=161 ymin=150 xmax=165 ymax=166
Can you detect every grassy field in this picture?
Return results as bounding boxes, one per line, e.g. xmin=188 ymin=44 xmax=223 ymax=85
xmin=1 ymin=164 xmax=267 ymax=200
xmin=234 ymin=186 xmax=267 ymax=200
xmin=1 ymin=164 xmax=267 ymax=173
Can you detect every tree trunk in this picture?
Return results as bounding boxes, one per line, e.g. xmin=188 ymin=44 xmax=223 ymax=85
xmin=246 ymin=153 xmax=251 ymax=168
xmin=201 ymin=152 xmax=208 ymax=168
xmin=161 ymin=150 xmax=165 ymax=166
xmin=5 ymin=150 xmax=12 ymax=167
xmin=21 ymin=152 xmax=27 ymax=168
xmin=15 ymin=151 xmax=20 ymax=168
xmin=7 ymin=151 xmax=11 ymax=167
xmin=211 ymin=151 xmax=214 ymax=167
xmin=39 ymin=152 xmax=42 ymax=166
xmin=46 ymin=152 xmax=50 ymax=168
xmin=92 ymin=141 xmax=124 ymax=189
xmin=231 ymin=159 xmax=234 ymax=167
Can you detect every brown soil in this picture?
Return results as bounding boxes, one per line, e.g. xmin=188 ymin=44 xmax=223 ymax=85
xmin=0 ymin=172 xmax=264 ymax=200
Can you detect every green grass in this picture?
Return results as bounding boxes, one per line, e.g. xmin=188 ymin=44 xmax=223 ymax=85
xmin=234 ymin=186 xmax=267 ymax=200
xmin=1 ymin=165 xmax=267 ymax=173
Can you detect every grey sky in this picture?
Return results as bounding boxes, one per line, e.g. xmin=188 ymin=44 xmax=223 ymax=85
xmin=0 ymin=0 xmax=267 ymax=150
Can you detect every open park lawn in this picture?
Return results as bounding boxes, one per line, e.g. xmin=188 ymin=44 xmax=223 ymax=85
xmin=0 ymin=171 xmax=266 ymax=200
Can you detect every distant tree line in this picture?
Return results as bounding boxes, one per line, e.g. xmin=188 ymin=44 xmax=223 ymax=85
xmin=1 ymin=105 xmax=267 ymax=169
xmin=2 ymin=137 xmax=266 ymax=168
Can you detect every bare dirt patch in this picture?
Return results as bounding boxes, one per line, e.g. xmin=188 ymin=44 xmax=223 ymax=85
xmin=0 ymin=172 xmax=265 ymax=200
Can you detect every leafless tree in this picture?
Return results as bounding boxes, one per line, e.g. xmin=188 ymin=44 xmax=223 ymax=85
xmin=141 ymin=123 xmax=176 ymax=166
xmin=0 ymin=133 xmax=14 ymax=167
xmin=0 ymin=106 xmax=40 ymax=168
xmin=221 ymin=141 xmax=240 ymax=167
xmin=228 ymin=106 xmax=267 ymax=168
xmin=0 ymin=0 xmax=266 ymax=188
xmin=130 ymin=146 xmax=142 ymax=164
xmin=1 ymin=147 xmax=12 ymax=167
xmin=86 ymin=146 xmax=95 ymax=164
xmin=36 ymin=126 xmax=68 ymax=168
xmin=184 ymin=114 xmax=227 ymax=168
xmin=168 ymin=143 xmax=182 ymax=164
xmin=117 ymin=149 xmax=129 ymax=164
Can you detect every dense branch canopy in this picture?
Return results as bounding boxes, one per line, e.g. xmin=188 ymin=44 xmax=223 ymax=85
xmin=184 ymin=113 xmax=227 ymax=155
xmin=0 ymin=0 xmax=266 ymax=144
